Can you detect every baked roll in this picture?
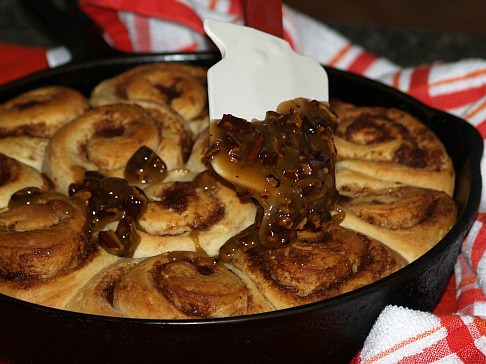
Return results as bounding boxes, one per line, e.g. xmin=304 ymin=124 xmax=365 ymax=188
xmin=135 ymin=170 xmax=257 ymax=257
xmin=90 ymin=62 xmax=208 ymax=136
xmin=68 ymin=251 xmax=273 ymax=319
xmin=0 ymin=153 xmax=52 ymax=208
xmin=43 ymin=102 xmax=191 ymax=194
xmin=65 ymin=258 xmax=137 ymax=317
xmin=331 ymin=100 xmax=454 ymax=195
xmin=0 ymin=86 xmax=90 ymax=170
xmin=0 ymin=189 xmax=118 ymax=308
xmin=338 ymin=186 xmax=457 ymax=262
xmin=229 ymin=225 xmax=406 ymax=310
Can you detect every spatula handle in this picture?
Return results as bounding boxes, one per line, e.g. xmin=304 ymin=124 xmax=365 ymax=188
xmin=242 ymin=0 xmax=284 ymax=38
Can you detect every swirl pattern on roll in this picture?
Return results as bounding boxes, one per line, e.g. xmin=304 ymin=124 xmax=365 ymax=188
xmin=90 ymin=63 xmax=208 ymax=135
xmin=0 ymin=86 xmax=90 ymax=170
xmin=338 ymin=186 xmax=457 ymax=262
xmin=68 ymin=252 xmax=273 ymax=318
xmin=135 ymin=170 xmax=257 ymax=258
xmin=230 ymin=225 xmax=406 ymax=310
xmin=0 ymin=190 xmax=118 ymax=308
xmin=43 ymin=102 xmax=191 ymax=193
xmin=331 ymin=100 xmax=454 ymax=195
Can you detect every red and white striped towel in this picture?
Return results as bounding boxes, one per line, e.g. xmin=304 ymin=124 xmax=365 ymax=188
xmin=2 ymin=1 xmax=486 ymax=362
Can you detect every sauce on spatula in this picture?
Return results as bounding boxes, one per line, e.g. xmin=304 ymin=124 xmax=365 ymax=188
xmin=206 ymin=98 xmax=340 ymax=257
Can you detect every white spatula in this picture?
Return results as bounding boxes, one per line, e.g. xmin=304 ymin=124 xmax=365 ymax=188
xmin=204 ymin=4 xmax=328 ymax=122
xmin=204 ymin=0 xmax=329 ymax=190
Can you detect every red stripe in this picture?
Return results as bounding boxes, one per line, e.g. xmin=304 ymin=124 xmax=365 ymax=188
xmin=457 ymin=288 xmax=486 ymax=310
xmin=441 ymin=315 xmax=486 ymax=362
xmin=79 ymin=0 xmax=134 ymax=51
xmin=81 ymin=0 xmax=205 ymax=35
xmin=0 ymin=45 xmax=49 ymax=83
xmin=425 ymin=84 xmax=486 ymax=111
xmin=134 ymin=15 xmax=151 ymax=52
xmin=177 ymin=42 xmax=199 ymax=52
xmin=475 ymin=120 xmax=486 ymax=138
xmin=407 ymin=65 xmax=432 ymax=102
xmin=396 ymin=336 xmax=451 ymax=364
xmin=347 ymin=51 xmax=376 ymax=74
xmin=229 ymin=0 xmax=243 ymax=15
xmin=470 ymin=221 xmax=486 ymax=270
xmin=433 ymin=274 xmax=458 ymax=315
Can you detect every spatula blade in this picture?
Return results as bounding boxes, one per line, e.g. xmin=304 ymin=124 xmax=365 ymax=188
xmin=204 ymin=18 xmax=328 ymax=122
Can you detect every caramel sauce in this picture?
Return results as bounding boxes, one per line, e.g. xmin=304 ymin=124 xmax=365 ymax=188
xmin=124 ymin=146 xmax=167 ymax=184
xmin=207 ymin=98 xmax=340 ymax=257
xmin=69 ymin=171 xmax=148 ymax=257
xmin=8 ymin=186 xmax=43 ymax=208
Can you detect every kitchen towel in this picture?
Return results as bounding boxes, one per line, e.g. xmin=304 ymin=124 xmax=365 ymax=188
xmin=2 ymin=0 xmax=486 ymax=362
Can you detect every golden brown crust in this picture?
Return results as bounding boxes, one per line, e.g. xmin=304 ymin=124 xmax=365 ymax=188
xmin=0 ymin=86 xmax=90 ymax=170
xmin=90 ymin=62 xmax=208 ymax=135
xmin=0 ymin=192 xmax=89 ymax=278
xmin=0 ymin=136 xmax=48 ymax=171
xmin=133 ymin=100 xmax=193 ymax=168
xmin=135 ymin=171 xmax=257 ymax=257
xmin=230 ymin=225 xmax=405 ymax=310
xmin=0 ymin=86 xmax=90 ymax=138
xmin=331 ymin=100 xmax=455 ymax=195
xmin=338 ymin=186 xmax=457 ymax=262
xmin=0 ymin=247 xmax=118 ymax=309
xmin=65 ymin=258 xmax=135 ymax=317
xmin=110 ymin=252 xmax=272 ymax=319
xmin=43 ymin=103 xmax=190 ymax=193
xmin=0 ymin=191 xmax=119 ymax=308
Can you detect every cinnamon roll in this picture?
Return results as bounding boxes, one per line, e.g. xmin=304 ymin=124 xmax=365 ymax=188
xmin=0 ymin=86 xmax=90 ymax=170
xmin=71 ymin=251 xmax=273 ymax=319
xmin=0 ymin=153 xmax=51 ymax=208
xmin=135 ymin=170 xmax=257 ymax=257
xmin=338 ymin=186 xmax=457 ymax=262
xmin=229 ymin=225 xmax=405 ymax=310
xmin=90 ymin=63 xmax=208 ymax=135
xmin=0 ymin=189 xmax=118 ymax=308
xmin=65 ymin=258 xmax=138 ymax=317
xmin=43 ymin=102 xmax=191 ymax=194
xmin=331 ymin=100 xmax=454 ymax=195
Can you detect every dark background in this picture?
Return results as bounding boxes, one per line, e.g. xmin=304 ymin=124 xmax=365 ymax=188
xmin=0 ymin=0 xmax=485 ymax=67
xmin=286 ymin=0 xmax=486 ymax=34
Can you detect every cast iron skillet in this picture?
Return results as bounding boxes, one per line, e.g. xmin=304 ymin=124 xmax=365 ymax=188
xmin=0 ymin=52 xmax=482 ymax=364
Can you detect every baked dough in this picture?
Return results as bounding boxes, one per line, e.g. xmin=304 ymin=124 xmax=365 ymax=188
xmin=0 ymin=190 xmax=118 ymax=308
xmin=135 ymin=170 xmax=257 ymax=257
xmin=43 ymin=102 xmax=191 ymax=193
xmin=70 ymin=251 xmax=273 ymax=319
xmin=332 ymin=100 xmax=455 ymax=195
xmin=0 ymin=86 xmax=90 ymax=170
xmin=230 ymin=225 xmax=406 ymax=310
xmin=90 ymin=62 xmax=208 ymax=136
xmin=338 ymin=186 xmax=457 ymax=262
